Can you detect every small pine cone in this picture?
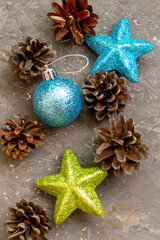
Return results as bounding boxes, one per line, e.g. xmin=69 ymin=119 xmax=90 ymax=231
xmin=47 ymin=0 xmax=99 ymax=45
xmin=83 ymin=70 xmax=131 ymax=121
xmin=10 ymin=37 xmax=56 ymax=85
xmin=95 ymin=116 xmax=148 ymax=176
xmin=0 ymin=113 xmax=44 ymax=159
xmin=4 ymin=199 xmax=52 ymax=240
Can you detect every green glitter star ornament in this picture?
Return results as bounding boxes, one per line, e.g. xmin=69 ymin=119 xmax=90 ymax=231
xmin=36 ymin=149 xmax=107 ymax=224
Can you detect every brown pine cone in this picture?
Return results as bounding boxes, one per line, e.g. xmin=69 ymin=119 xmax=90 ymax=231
xmin=0 ymin=113 xmax=44 ymax=159
xmin=47 ymin=0 xmax=99 ymax=45
xmin=4 ymin=199 xmax=52 ymax=240
xmin=10 ymin=37 xmax=56 ymax=85
xmin=83 ymin=70 xmax=131 ymax=121
xmin=95 ymin=116 xmax=148 ymax=176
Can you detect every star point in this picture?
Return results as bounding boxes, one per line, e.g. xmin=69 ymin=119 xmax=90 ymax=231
xmin=36 ymin=149 xmax=107 ymax=224
xmin=85 ymin=18 xmax=154 ymax=83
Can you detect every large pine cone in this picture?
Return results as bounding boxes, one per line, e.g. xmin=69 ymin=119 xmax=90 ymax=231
xmin=10 ymin=37 xmax=56 ymax=84
xmin=47 ymin=0 xmax=99 ymax=45
xmin=0 ymin=113 xmax=44 ymax=159
xmin=95 ymin=116 xmax=148 ymax=176
xmin=4 ymin=199 xmax=52 ymax=240
xmin=83 ymin=70 xmax=131 ymax=121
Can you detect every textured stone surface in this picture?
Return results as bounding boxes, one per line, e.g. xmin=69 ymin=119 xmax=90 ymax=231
xmin=0 ymin=0 xmax=159 ymax=239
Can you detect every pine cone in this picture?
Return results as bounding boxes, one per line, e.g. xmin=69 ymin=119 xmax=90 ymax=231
xmin=4 ymin=199 xmax=52 ymax=240
xmin=95 ymin=116 xmax=148 ymax=176
xmin=10 ymin=37 xmax=56 ymax=85
xmin=47 ymin=0 xmax=99 ymax=45
xmin=0 ymin=113 xmax=44 ymax=159
xmin=83 ymin=70 xmax=131 ymax=121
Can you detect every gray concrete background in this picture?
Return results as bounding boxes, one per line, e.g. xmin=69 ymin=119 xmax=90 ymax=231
xmin=0 ymin=0 xmax=160 ymax=239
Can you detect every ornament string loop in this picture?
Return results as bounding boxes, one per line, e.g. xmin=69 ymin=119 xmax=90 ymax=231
xmin=47 ymin=54 xmax=89 ymax=75
xmin=101 ymin=204 xmax=132 ymax=225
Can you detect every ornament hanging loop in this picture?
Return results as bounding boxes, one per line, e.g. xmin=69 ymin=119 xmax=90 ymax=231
xmin=42 ymin=54 xmax=89 ymax=81
xmin=48 ymin=54 xmax=89 ymax=75
xmin=101 ymin=204 xmax=132 ymax=225
xmin=43 ymin=65 xmax=58 ymax=81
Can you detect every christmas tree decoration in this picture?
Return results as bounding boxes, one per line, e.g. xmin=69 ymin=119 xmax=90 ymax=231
xmin=95 ymin=116 xmax=148 ymax=176
xmin=36 ymin=149 xmax=108 ymax=224
xmin=47 ymin=0 xmax=99 ymax=45
xmin=4 ymin=199 xmax=52 ymax=240
xmin=83 ymin=70 xmax=131 ymax=121
xmin=85 ymin=17 xmax=154 ymax=83
xmin=0 ymin=113 xmax=44 ymax=159
xmin=33 ymin=67 xmax=82 ymax=127
xmin=10 ymin=37 xmax=56 ymax=85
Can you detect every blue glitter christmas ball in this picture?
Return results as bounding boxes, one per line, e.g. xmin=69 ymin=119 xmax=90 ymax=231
xmin=33 ymin=77 xmax=82 ymax=127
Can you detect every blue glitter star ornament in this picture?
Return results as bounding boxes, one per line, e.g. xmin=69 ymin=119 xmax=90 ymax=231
xmin=85 ymin=18 xmax=154 ymax=83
